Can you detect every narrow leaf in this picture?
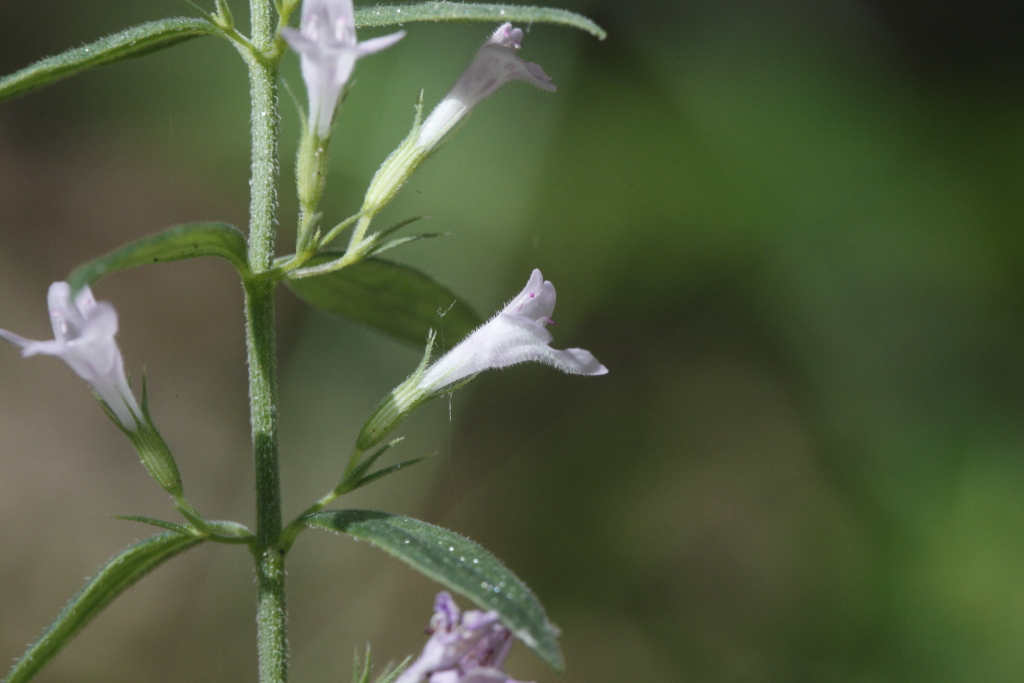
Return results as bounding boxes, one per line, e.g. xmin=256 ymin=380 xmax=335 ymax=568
xmin=5 ymin=531 xmax=203 ymax=683
xmin=343 ymin=439 xmax=403 ymax=489
xmin=374 ymin=658 xmax=412 ymax=683
xmin=305 ymin=510 xmax=563 ymax=671
xmin=351 ymin=456 xmax=430 ymax=491
xmin=0 ymin=18 xmax=219 ymax=104
xmin=354 ymin=3 xmax=606 ymax=40
xmin=115 ymin=515 xmax=192 ymax=534
xmin=286 ymin=257 xmax=481 ymax=346
xmin=353 ymin=645 xmax=373 ymax=683
xmin=376 ymin=215 xmax=427 ymax=240
xmin=369 ymin=233 xmax=446 ymax=257
xmin=68 ymin=222 xmax=248 ymax=292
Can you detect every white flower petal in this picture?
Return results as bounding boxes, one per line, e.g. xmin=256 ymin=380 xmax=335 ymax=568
xmin=503 ymin=269 xmax=556 ymax=321
xmin=284 ymin=0 xmax=404 ymax=138
xmin=78 ymin=300 xmax=119 ymax=341
xmin=0 ymin=282 xmax=141 ymax=430
xmin=416 ymin=23 xmax=556 ymax=150
xmin=459 ymin=669 xmax=513 ymax=683
xmin=418 ymin=270 xmax=607 ymax=391
xmin=356 ymin=30 xmax=406 ymax=57
xmin=0 ymin=327 xmax=40 ymax=351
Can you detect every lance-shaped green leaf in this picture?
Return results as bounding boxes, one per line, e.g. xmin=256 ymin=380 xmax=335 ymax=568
xmin=0 ymin=18 xmax=220 ymax=104
xmin=68 ymin=222 xmax=248 ymax=292
xmin=5 ymin=531 xmax=203 ymax=683
xmin=355 ymin=3 xmax=606 ymax=40
xmin=286 ymin=257 xmax=481 ymax=346
xmin=305 ymin=510 xmax=564 ymax=672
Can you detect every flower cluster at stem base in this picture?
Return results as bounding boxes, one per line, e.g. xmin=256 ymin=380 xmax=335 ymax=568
xmin=396 ymin=592 xmax=533 ymax=683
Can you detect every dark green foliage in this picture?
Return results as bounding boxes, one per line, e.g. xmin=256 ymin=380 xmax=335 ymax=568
xmin=305 ymin=509 xmax=564 ymax=671
xmin=354 ymin=3 xmax=606 ymax=39
xmin=68 ymin=222 xmax=249 ymax=291
xmin=286 ymin=257 xmax=481 ymax=346
xmin=0 ymin=18 xmax=218 ymax=103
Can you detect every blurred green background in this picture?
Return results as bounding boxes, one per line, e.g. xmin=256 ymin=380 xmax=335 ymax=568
xmin=2 ymin=0 xmax=1024 ymax=681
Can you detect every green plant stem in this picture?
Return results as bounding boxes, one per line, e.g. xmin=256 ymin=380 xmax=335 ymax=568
xmin=246 ymin=276 xmax=288 ymax=683
xmin=245 ymin=0 xmax=286 ymax=681
xmin=279 ymin=448 xmax=365 ymax=550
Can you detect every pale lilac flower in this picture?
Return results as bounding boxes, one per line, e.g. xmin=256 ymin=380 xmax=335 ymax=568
xmin=419 ymin=269 xmax=607 ymax=392
xmin=396 ymin=592 xmax=532 ymax=683
xmin=360 ymin=23 xmax=555 ymax=219
xmin=356 ymin=270 xmax=605 ymax=450
xmin=282 ymin=0 xmax=405 ymax=138
xmin=416 ymin=23 xmax=557 ymax=149
xmin=0 ymin=282 xmax=141 ymax=431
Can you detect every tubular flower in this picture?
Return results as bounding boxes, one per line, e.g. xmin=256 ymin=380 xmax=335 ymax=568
xmin=419 ymin=269 xmax=607 ymax=391
xmin=282 ymin=0 xmax=405 ymax=138
xmin=0 ymin=282 xmax=142 ymax=431
xmin=396 ymin=592 xmax=532 ymax=683
xmin=356 ymin=269 xmax=606 ymax=450
xmin=416 ymin=23 xmax=557 ymax=150
xmin=361 ymin=23 xmax=555 ymax=219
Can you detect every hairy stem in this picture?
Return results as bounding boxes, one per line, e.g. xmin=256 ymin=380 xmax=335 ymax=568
xmin=245 ymin=0 xmax=286 ymax=681
xmin=247 ymin=276 xmax=286 ymax=683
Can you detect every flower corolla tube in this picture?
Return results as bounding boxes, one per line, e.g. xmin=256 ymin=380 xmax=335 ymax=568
xmin=282 ymin=0 xmax=405 ymax=138
xmin=0 ymin=282 xmax=141 ymax=431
